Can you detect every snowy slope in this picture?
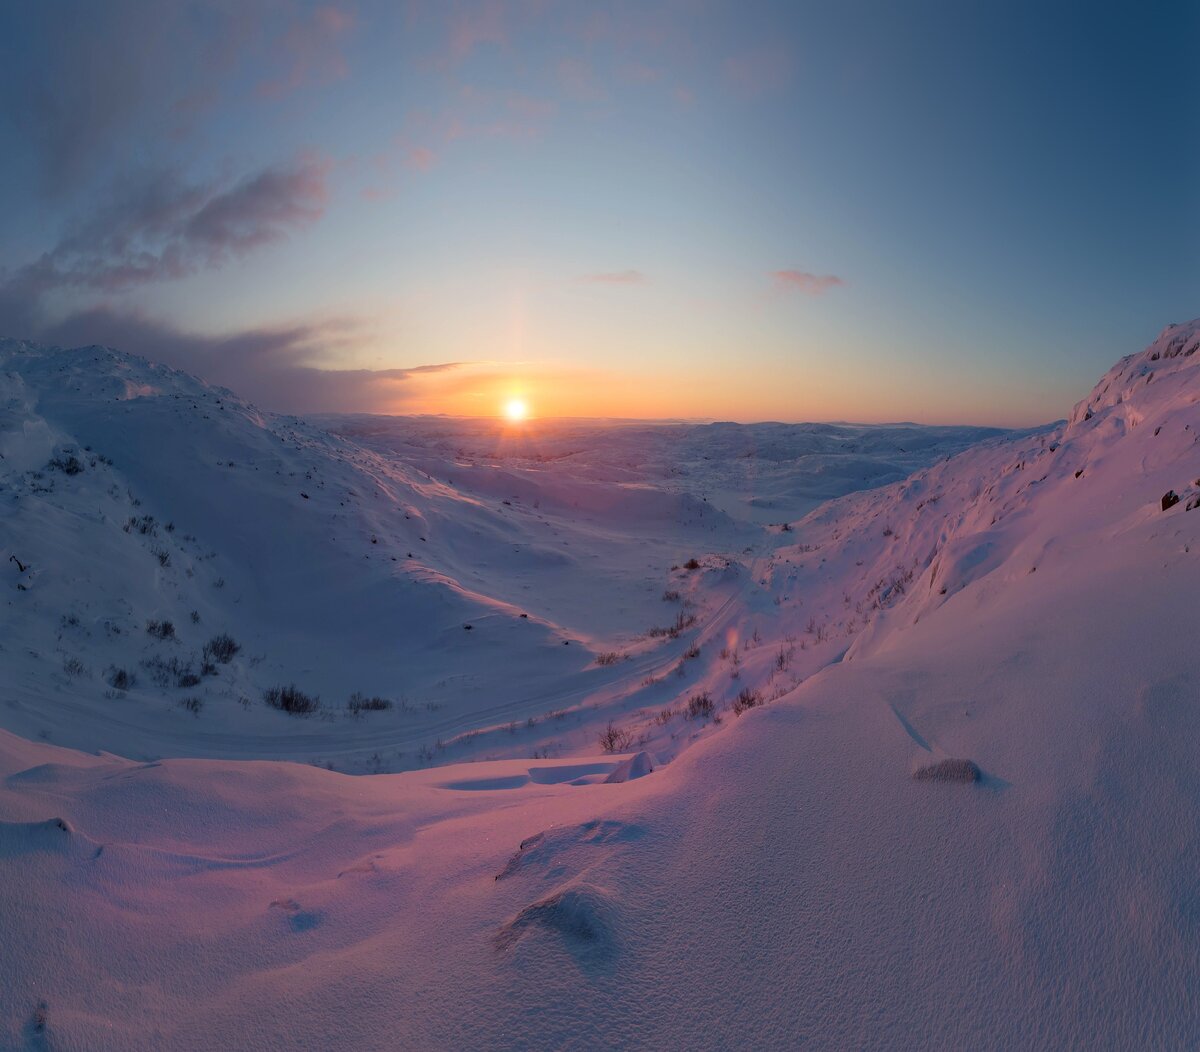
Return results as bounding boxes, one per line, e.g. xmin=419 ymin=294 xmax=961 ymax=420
xmin=1 ymin=321 xmax=1198 ymax=1049
xmin=0 ymin=338 xmax=994 ymax=770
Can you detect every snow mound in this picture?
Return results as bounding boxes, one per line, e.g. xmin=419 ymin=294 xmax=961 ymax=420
xmin=604 ymin=750 xmax=655 ymax=783
xmin=495 ymin=881 xmax=619 ymax=958
xmin=495 ymin=818 xmax=645 ymax=880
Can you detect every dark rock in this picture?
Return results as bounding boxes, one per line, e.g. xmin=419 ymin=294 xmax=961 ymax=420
xmin=1162 ymin=490 xmax=1181 ymax=511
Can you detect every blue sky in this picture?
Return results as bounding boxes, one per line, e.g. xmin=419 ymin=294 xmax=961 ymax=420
xmin=0 ymin=1 xmax=1195 ymax=423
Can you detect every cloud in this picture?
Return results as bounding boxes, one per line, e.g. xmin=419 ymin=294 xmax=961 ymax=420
xmin=0 ymin=2 xmax=164 ymax=198
xmin=0 ymin=4 xmax=350 ymax=199
xmin=6 ymin=157 xmax=331 ymax=296
xmin=184 ymin=159 xmax=330 ymax=258
xmin=447 ymin=1 xmax=507 ymax=64
xmin=772 ymin=270 xmax=844 ymax=296
xmin=580 ymin=270 xmax=646 ymax=285
xmin=404 ymin=145 xmax=437 ymax=172
xmin=0 ymin=300 xmax=466 ymax=415
xmin=258 ymin=5 xmax=356 ymax=99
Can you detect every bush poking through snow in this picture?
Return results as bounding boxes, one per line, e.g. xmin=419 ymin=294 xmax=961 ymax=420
xmin=347 ymin=692 xmax=393 ymax=715
xmin=264 ymin=684 xmax=320 ymax=715
xmin=138 ymin=655 xmax=204 ymax=689
xmin=683 ymin=558 xmax=701 ymax=570
xmin=107 ymin=667 xmax=135 ymax=691
xmin=145 ymin=619 xmax=175 ymax=640
xmin=674 ymin=611 xmax=698 ymax=634
xmin=179 ymin=696 xmax=204 ymax=715
xmin=48 ymin=453 xmax=83 ymax=475
xmin=202 ymin=633 xmax=240 ymax=664
xmin=598 ymin=721 xmax=635 ymax=753
xmin=732 ymin=687 xmax=762 ymax=715
xmin=62 ymin=657 xmax=88 ymax=678
xmin=595 ymin=651 xmax=621 ymax=666
xmin=686 ymin=692 xmax=714 ymax=720
xmin=913 ymin=758 xmax=982 ymax=783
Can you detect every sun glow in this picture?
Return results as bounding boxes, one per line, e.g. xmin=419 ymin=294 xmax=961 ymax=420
xmin=503 ymin=398 xmax=529 ymax=422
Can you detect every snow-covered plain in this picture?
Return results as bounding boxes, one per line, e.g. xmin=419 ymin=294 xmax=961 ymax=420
xmin=2 ymin=321 xmax=1199 ymax=1048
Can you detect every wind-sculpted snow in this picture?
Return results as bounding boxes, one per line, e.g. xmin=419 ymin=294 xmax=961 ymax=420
xmin=2 ymin=322 xmax=1200 ymax=1048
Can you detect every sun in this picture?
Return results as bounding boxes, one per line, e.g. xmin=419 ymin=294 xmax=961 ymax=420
xmin=503 ymin=398 xmax=529 ymax=422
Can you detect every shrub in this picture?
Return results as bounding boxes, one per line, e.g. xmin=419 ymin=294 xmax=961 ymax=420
xmin=139 ymin=655 xmax=202 ymax=688
xmin=123 ymin=515 xmax=157 ymax=536
xmin=682 ymin=642 xmax=701 ymax=660
xmin=598 ymin=721 xmax=634 ymax=753
xmin=264 ymin=684 xmax=320 ymax=715
xmin=595 ymin=651 xmax=621 ymax=666
xmin=179 ymin=696 xmax=204 ymax=715
xmin=662 ymin=589 xmax=681 ymax=602
xmin=913 ymin=758 xmax=981 ymax=783
xmin=672 ymin=611 xmax=698 ymax=637
xmin=151 ymin=547 xmax=171 ymax=567
xmin=202 ymin=632 xmax=240 ymax=664
xmin=732 ymin=687 xmax=762 ymax=715
xmin=62 ymin=657 xmax=88 ymax=678
xmin=686 ymin=692 xmax=714 ymax=720
xmin=683 ymin=558 xmax=701 ymax=571
xmin=347 ymin=692 xmax=393 ymax=715
xmin=145 ymin=619 xmax=175 ymax=640
xmin=48 ymin=454 xmax=83 ymax=475
xmin=107 ymin=667 xmax=135 ymax=690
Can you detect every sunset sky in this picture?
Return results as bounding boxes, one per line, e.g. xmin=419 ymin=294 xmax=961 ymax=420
xmin=0 ymin=1 xmax=1195 ymax=424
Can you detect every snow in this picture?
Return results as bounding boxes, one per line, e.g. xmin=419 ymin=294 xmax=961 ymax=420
xmin=1 ymin=321 xmax=1199 ymax=1048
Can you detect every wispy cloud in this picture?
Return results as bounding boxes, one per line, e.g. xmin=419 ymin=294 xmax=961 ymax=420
xmin=0 ymin=4 xmax=346 ymax=199
xmin=258 ymin=5 xmax=356 ymax=99
xmin=772 ymin=270 xmax=844 ymax=296
xmin=404 ymin=145 xmax=437 ymax=171
xmin=447 ymin=0 xmax=507 ymax=65
xmin=580 ymin=269 xmax=646 ymax=285
xmin=0 ymin=300 xmax=467 ymax=415
xmin=7 ymin=156 xmax=331 ymax=295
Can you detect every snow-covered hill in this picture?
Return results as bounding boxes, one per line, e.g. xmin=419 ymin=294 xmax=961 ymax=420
xmin=0 ymin=338 xmax=998 ymax=770
xmin=2 ymin=321 xmax=1198 ymax=1049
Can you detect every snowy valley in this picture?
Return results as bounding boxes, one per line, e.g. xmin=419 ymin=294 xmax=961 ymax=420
xmin=2 ymin=321 xmax=1200 ymax=1049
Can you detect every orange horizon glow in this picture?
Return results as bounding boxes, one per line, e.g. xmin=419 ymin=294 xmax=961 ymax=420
xmin=339 ymin=354 xmax=1064 ymax=429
